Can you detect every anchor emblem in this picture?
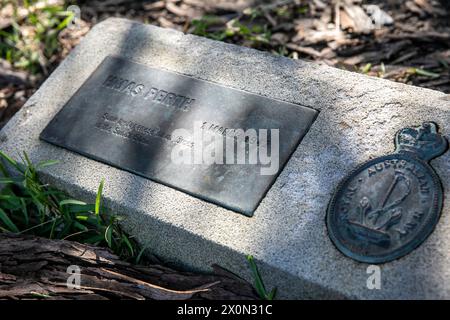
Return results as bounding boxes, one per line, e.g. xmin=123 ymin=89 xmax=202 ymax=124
xmin=327 ymin=122 xmax=448 ymax=263
xmin=348 ymin=170 xmax=411 ymax=247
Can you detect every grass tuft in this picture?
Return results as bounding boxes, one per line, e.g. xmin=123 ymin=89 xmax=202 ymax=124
xmin=0 ymin=150 xmax=140 ymax=261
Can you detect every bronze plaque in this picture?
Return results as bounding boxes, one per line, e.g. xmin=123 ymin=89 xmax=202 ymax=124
xmin=40 ymin=55 xmax=318 ymax=216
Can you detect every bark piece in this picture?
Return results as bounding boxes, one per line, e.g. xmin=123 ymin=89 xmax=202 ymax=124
xmin=0 ymin=233 xmax=259 ymax=300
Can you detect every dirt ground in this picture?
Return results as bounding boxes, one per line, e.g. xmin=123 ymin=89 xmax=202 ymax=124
xmin=1 ymin=0 xmax=450 ymax=127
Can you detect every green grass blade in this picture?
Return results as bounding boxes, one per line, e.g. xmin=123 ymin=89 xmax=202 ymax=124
xmin=66 ymin=204 xmax=95 ymax=214
xmin=22 ymin=151 xmax=33 ymax=169
xmin=105 ymin=224 xmax=112 ymax=248
xmin=360 ymin=63 xmax=372 ymax=74
xmin=95 ymin=179 xmax=105 ymax=216
xmin=135 ymin=246 xmax=148 ymax=264
xmin=59 ymin=199 xmax=87 ymax=206
xmin=121 ymin=234 xmax=134 ymax=257
xmin=49 ymin=218 xmax=60 ymax=239
xmin=246 ymin=255 xmax=269 ymax=300
xmin=57 ymin=14 xmax=73 ymax=30
xmin=0 ymin=150 xmax=23 ymax=173
xmin=36 ymin=160 xmax=59 ymax=169
xmin=414 ymin=68 xmax=440 ymax=78
xmin=20 ymin=198 xmax=29 ymax=226
xmin=0 ymin=159 xmax=9 ymax=177
xmin=73 ymin=221 xmax=88 ymax=232
xmin=29 ymin=292 xmax=51 ymax=299
xmin=1 ymin=195 xmax=22 ymax=211
xmin=0 ymin=225 xmax=10 ymax=232
xmin=267 ymin=288 xmax=277 ymax=300
xmin=0 ymin=177 xmax=19 ymax=184
xmin=21 ymin=151 xmax=36 ymax=180
xmin=0 ymin=208 xmax=20 ymax=233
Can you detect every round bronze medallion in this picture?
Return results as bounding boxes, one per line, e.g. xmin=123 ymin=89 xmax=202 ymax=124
xmin=327 ymin=122 xmax=448 ymax=263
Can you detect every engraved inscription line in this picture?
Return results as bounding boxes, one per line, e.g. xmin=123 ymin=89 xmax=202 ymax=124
xmin=102 ymin=74 xmax=195 ymax=112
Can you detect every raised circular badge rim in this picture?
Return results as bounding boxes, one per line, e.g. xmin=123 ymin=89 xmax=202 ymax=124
xmin=326 ymin=153 xmax=444 ymax=264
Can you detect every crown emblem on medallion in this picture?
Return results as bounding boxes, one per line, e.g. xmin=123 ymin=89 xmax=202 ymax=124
xmin=395 ymin=122 xmax=448 ymax=161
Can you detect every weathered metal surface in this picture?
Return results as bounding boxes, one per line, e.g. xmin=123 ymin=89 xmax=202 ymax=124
xmin=327 ymin=122 xmax=448 ymax=263
xmin=40 ymin=55 xmax=318 ymax=216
